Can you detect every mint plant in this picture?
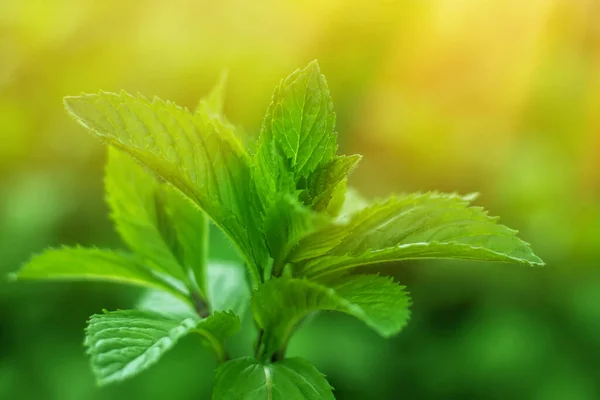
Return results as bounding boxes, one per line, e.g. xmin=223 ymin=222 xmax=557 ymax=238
xmin=14 ymin=61 xmax=543 ymax=399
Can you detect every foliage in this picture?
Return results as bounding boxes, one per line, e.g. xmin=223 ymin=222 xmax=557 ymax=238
xmin=13 ymin=61 xmax=542 ymax=399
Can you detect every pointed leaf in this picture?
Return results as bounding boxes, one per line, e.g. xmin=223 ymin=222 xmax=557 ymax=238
xmin=213 ymin=357 xmax=334 ymax=400
xmin=295 ymin=193 xmax=544 ymax=279
xmin=196 ymin=71 xmax=228 ymax=116
xmin=252 ymin=62 xmax=357 ymax=273
xmin=106 ymin=147 xmax=187 ymax=282
xmin=85 ymin=310 xmax=240 ymax=385
xmin=252 ymin=275 xmax=410 ymax=359
xmin=64 ymin=91 xmax=267 ymax=285
xmin=332 ymin=274 xmax=411 ymax=336
xmin=159 ymin=186 xmax=210 ymax=296
xmin=107 ymin=147 xmax=211 ymax=296
xmin=14 ymin=246 xmax=186 ymax=299
xmin=254 ymin=61 xmax=338 ymax=208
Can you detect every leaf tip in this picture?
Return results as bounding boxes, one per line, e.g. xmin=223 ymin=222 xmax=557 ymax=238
xmin=63 ymin=95 xmax=78 ymax=113
xmin=305 ymin=59 xmax=321 ymax=72
xmin=530 ymin=254 xmax=545 ymax=267
xmin=63 ymin=94 xmax=94 ymax=121
xmin=216 ymin=69 xmax=229 ymax=87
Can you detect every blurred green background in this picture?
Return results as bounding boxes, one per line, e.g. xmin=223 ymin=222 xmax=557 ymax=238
xmin=2 ymin=0 xmax=599 ymax=398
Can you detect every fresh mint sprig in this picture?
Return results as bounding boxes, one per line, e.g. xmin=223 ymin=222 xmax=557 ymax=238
xmin=13 ymin=61 xmax=543 ymax=399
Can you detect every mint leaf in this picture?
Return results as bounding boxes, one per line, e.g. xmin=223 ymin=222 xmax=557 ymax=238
xmin=295 ymin=192 xmax=544 ymax=279
xmin=105 ymin=147 xmax=192 ymax=285
xmin=15 ymin=246 xmax=186 ymax=299
xmin=159 ymin=185 xmax=210 ymax=294
xmin=252 ymin=275 xmax=410 ymax=359
xmin=195 ymin=71 xmax=228 ymax=116
xmin=252 ymin=61 xmax=359 ymax=211
xmin=254 ymin=61 xmax=338 ymax=205
xmin=213 ymin=357 xmax=334 ymax=400
xmin=85 ymin=310 xmax=240 ymax=385
xmin=64 ymin=92 xmax=267 ymax=286
xmin=252 ymin=61 xmax=359 ymax=271
xmin=332 ymin=274 xmax=411 ymax=336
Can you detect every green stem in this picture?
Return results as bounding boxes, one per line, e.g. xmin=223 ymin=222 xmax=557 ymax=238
xmin=191 ymin=291 xmax=209 ymax=318
xmin=255 ymin=328 xmax=287 ymax=363
xmin=255 ymin=329 xmax=265 ymax=359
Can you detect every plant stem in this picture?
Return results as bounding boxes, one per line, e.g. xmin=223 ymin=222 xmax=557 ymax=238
xmin=191 ymin=291 xmax=231 ymax=362
xmin=255 ymin=329 xmax=265 ymax=360
xmin=255 ymin=328 xmax=286 ymax=363
xmin=191 ymin=291 xmax=210 ymax=318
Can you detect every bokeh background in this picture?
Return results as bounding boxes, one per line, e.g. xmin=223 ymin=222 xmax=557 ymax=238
xmin=2 ymin=0 xmax=600 ymax=399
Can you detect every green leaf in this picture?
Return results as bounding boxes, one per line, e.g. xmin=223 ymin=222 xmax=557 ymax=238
xmin=158 ymin=184 xmax=210 ymax=295
xmin=85 ymin=310 xmax=240 ymax=385
xmin=106 ymin=147 xmax=211 ymax=296
xmin=14 ymin=246 xmax=186 ymax=299
xmin=64 ymin=91 xmax=267 ymax=287
xmin=254 ymin=61 xmax=338 ymax=208
xmin=252 ymin=275 xmax=410 ymax=360
xmin=213 ymin=357 xmax=334 ymax=400
xmin=105 ymin=147 xmax=188 ymax=284
xmin=251 ymin=61 xmax=359 ymax=273
xmin=196 ymin=70 xmax=228 ymax=116
xmin=251 ymin=61 xmax=353 ymax=208
xmin=331 ymin=274 xmax=411 ymax=336
xmin=295 ymin=192 xmax=544 ymax=279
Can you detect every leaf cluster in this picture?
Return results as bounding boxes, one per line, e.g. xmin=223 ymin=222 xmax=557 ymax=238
xmin=13 ymin=61 xmax=543 ymax=398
